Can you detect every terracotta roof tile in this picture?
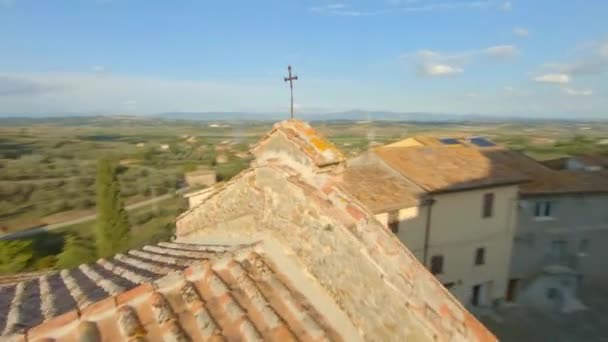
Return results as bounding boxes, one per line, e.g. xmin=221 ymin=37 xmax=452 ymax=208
xmin=485 ymin=151 xmax=608 ymax=195
xmin=0 ymin=271 xmax=52 ymax=287
xmin=0 ymin=242 xmax=242 ymax=338
xmin=380 ymin=137 xmax=608 ymax=195
xmin=572 ymin=154 xmax=608 ymax=167
xmin=374 ymin=146 xmax=529 ymax=193
xmin=2 ymin=246 xmax=340 ymax=341
xmin=338 ymin=163 xmax=423 ymax=212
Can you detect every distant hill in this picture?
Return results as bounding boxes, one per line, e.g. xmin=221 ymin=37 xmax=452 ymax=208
xmin=0 ymin=110 xmax=605 ymax=123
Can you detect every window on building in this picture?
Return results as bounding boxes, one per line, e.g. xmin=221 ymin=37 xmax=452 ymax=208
xmin=550 ymin=240 xmax=567 ymax=259
xmin=388 ymin=221 xmax=399 ymax=234
xmin=578 ymin=239 xmax=590 ymax=255
xmin=387 ymin=211 xmax=399 ymax=234
xmin=430 ymin=255 xmax=444 ymax=275
xmin=546 ymin=287 xmax=560 ymax=300
xmin=482 ymin=193 xmax=494 ymax=218
xmin=534 ymin=201 xmax=553 ymax=217
xmin=475 ymin=247 xmax=485 ymax=265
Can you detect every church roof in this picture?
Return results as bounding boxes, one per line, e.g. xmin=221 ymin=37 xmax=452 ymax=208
xmin=2 ymin=242 xmax=341 ymax=341
xmin=252 ymin=119 xmax=345 ymax=168
xmin=0 ymin=242 xmax=245 ymax=338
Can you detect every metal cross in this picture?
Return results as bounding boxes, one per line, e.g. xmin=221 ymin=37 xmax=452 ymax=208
xmin=284 ymin=65 xmax=298 ymax=119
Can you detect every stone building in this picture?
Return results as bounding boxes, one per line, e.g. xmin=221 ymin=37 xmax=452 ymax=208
xmin=340 ymin=136 xmax=526 ymax=308
xmin=504 ymin=153 xmax=608 ymax=304
xmin=343 ymin=134 xmax=608 ymax=311
xmin=184 ymin=168 xmax=217 ymax=188
xmin=0 ymin=120 xmax=495 ymax=341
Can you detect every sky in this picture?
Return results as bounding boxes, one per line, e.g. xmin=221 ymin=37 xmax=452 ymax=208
xmin=0 ymin=0 xmax=607 ymax=118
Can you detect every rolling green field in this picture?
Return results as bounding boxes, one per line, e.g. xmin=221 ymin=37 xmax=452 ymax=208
xmin=1 ymin=116 xmax=607 ymax=273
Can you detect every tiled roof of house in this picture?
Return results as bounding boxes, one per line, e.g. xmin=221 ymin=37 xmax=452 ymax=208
xmin=488 ymin=152 xmax=608 ymax=195
xmin=252 ymin=119 xmax=345 ymax=168
xmin=0 ymin=241 xmax=243 ymax=338
xmin=541 ymin=155 xmax=608 ymax=171
xmin=539 ymin=157 xmax=570 ymax=170
xmin=374 ymin=146 xmax=529 ymax=193
xmin=385 ymin=136 xmax=499 ymax=149
xmin=571 ymin=154 xmax=608 ymax=168
xmin=338 ymin=163 xmax=423 ymax=213
xmin=5 ymin=243 xmax=341 ymax=341
xmin=380 ymin=136 xmax=608 ymax=196
xmin=0 ymin=271 xmax=52 ymax=287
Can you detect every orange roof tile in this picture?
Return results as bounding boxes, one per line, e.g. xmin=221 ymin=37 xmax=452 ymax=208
xmin=380 ymin=136 xmax=608 ymax=195
xmin=374 ymin=146 xmax=529 ymax=193
xmin=338 ymin=164 xmax=423 ymax=212
xmin=3 ymin=246 xmax=341 ymax=341
xmin=0 ymin=242 xmax=245 ymax=338
xmin=12 ymin=246 xmax=340 ymax=342
xmin=571 ymin=154 xmax=608 ymax=167
xmin=488 ymin=152 xmax=608 ymax=195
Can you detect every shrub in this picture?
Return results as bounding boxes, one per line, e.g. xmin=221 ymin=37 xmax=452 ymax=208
xmin=0 ymin=240 xmax=34 ymax=274
xmin=56 ymin=235 xmax=96 ymax=269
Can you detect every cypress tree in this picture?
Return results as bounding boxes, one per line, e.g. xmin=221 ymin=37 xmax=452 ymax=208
xmin=95 ymin=157 xmax=130 ymax=258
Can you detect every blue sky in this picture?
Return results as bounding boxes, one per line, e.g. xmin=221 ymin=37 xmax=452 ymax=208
xmin=0 ymin=0 xmax=607 ymax=117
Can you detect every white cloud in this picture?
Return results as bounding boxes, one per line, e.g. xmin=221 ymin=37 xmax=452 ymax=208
xmin=310 ymin=3 xmax=387 ymax=16
xmin=484 ymin=45 xmax=518 ymax=58
xmin=311 ymin=1 xmax=500 ymax=16
xmin=540 ymin=39 xmax=608 ymax=76
xmin=513 ymin=27 xmax=529 ymax=37
xmin=0 ymin=71 xmax=279 ymax=114
xmin=399 ymin=1 xmax=494 ymax=13
xmin=599 ymin=42 xmax=608 ymax=58
xmin=465 ymin=92 xmax=479 ymax=98
xmin=404 ymin=44 xmax=518 ymax=76
xmin=420 ymin=64 xmax=463 ymax=76
xmin=326 ymin=3 xmax=345 ymax=9
xmin=534 ymin=73 xmax=570 ymax=84
xmin=501 ymin=1 xmax=512 ymax=11
xmin=0 ymin=76 xmax=63 ymax=96
xmin=563 ymin=87 xmax=593 ymax=96
xmin=91 ymin=65 xmax=105 ymax=73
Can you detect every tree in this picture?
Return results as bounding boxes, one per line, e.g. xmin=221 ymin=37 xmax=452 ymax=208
xmin=56 ymin=235 xmax=96 ymax=269
xmin=95 ymin=157 xmax=131 ymax=258
xmin=0 ymin=240 xmax=34 ymax=274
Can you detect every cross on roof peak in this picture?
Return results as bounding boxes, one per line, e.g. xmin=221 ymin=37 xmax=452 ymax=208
xmin=284 ymin=65 xmax=298 ymax=119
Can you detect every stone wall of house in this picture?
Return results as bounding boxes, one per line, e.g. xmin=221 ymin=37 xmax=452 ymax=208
xmin=512 ymin=193 xmax=608 ymax=282
xmin=185 ymin=170 xmax=217 ymax=187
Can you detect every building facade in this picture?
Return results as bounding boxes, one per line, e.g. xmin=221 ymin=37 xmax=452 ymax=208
xmin=500 ymin=154 xmax=608 ymax=304
xmin=341 ymin=137 xmax=524 ymax=308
